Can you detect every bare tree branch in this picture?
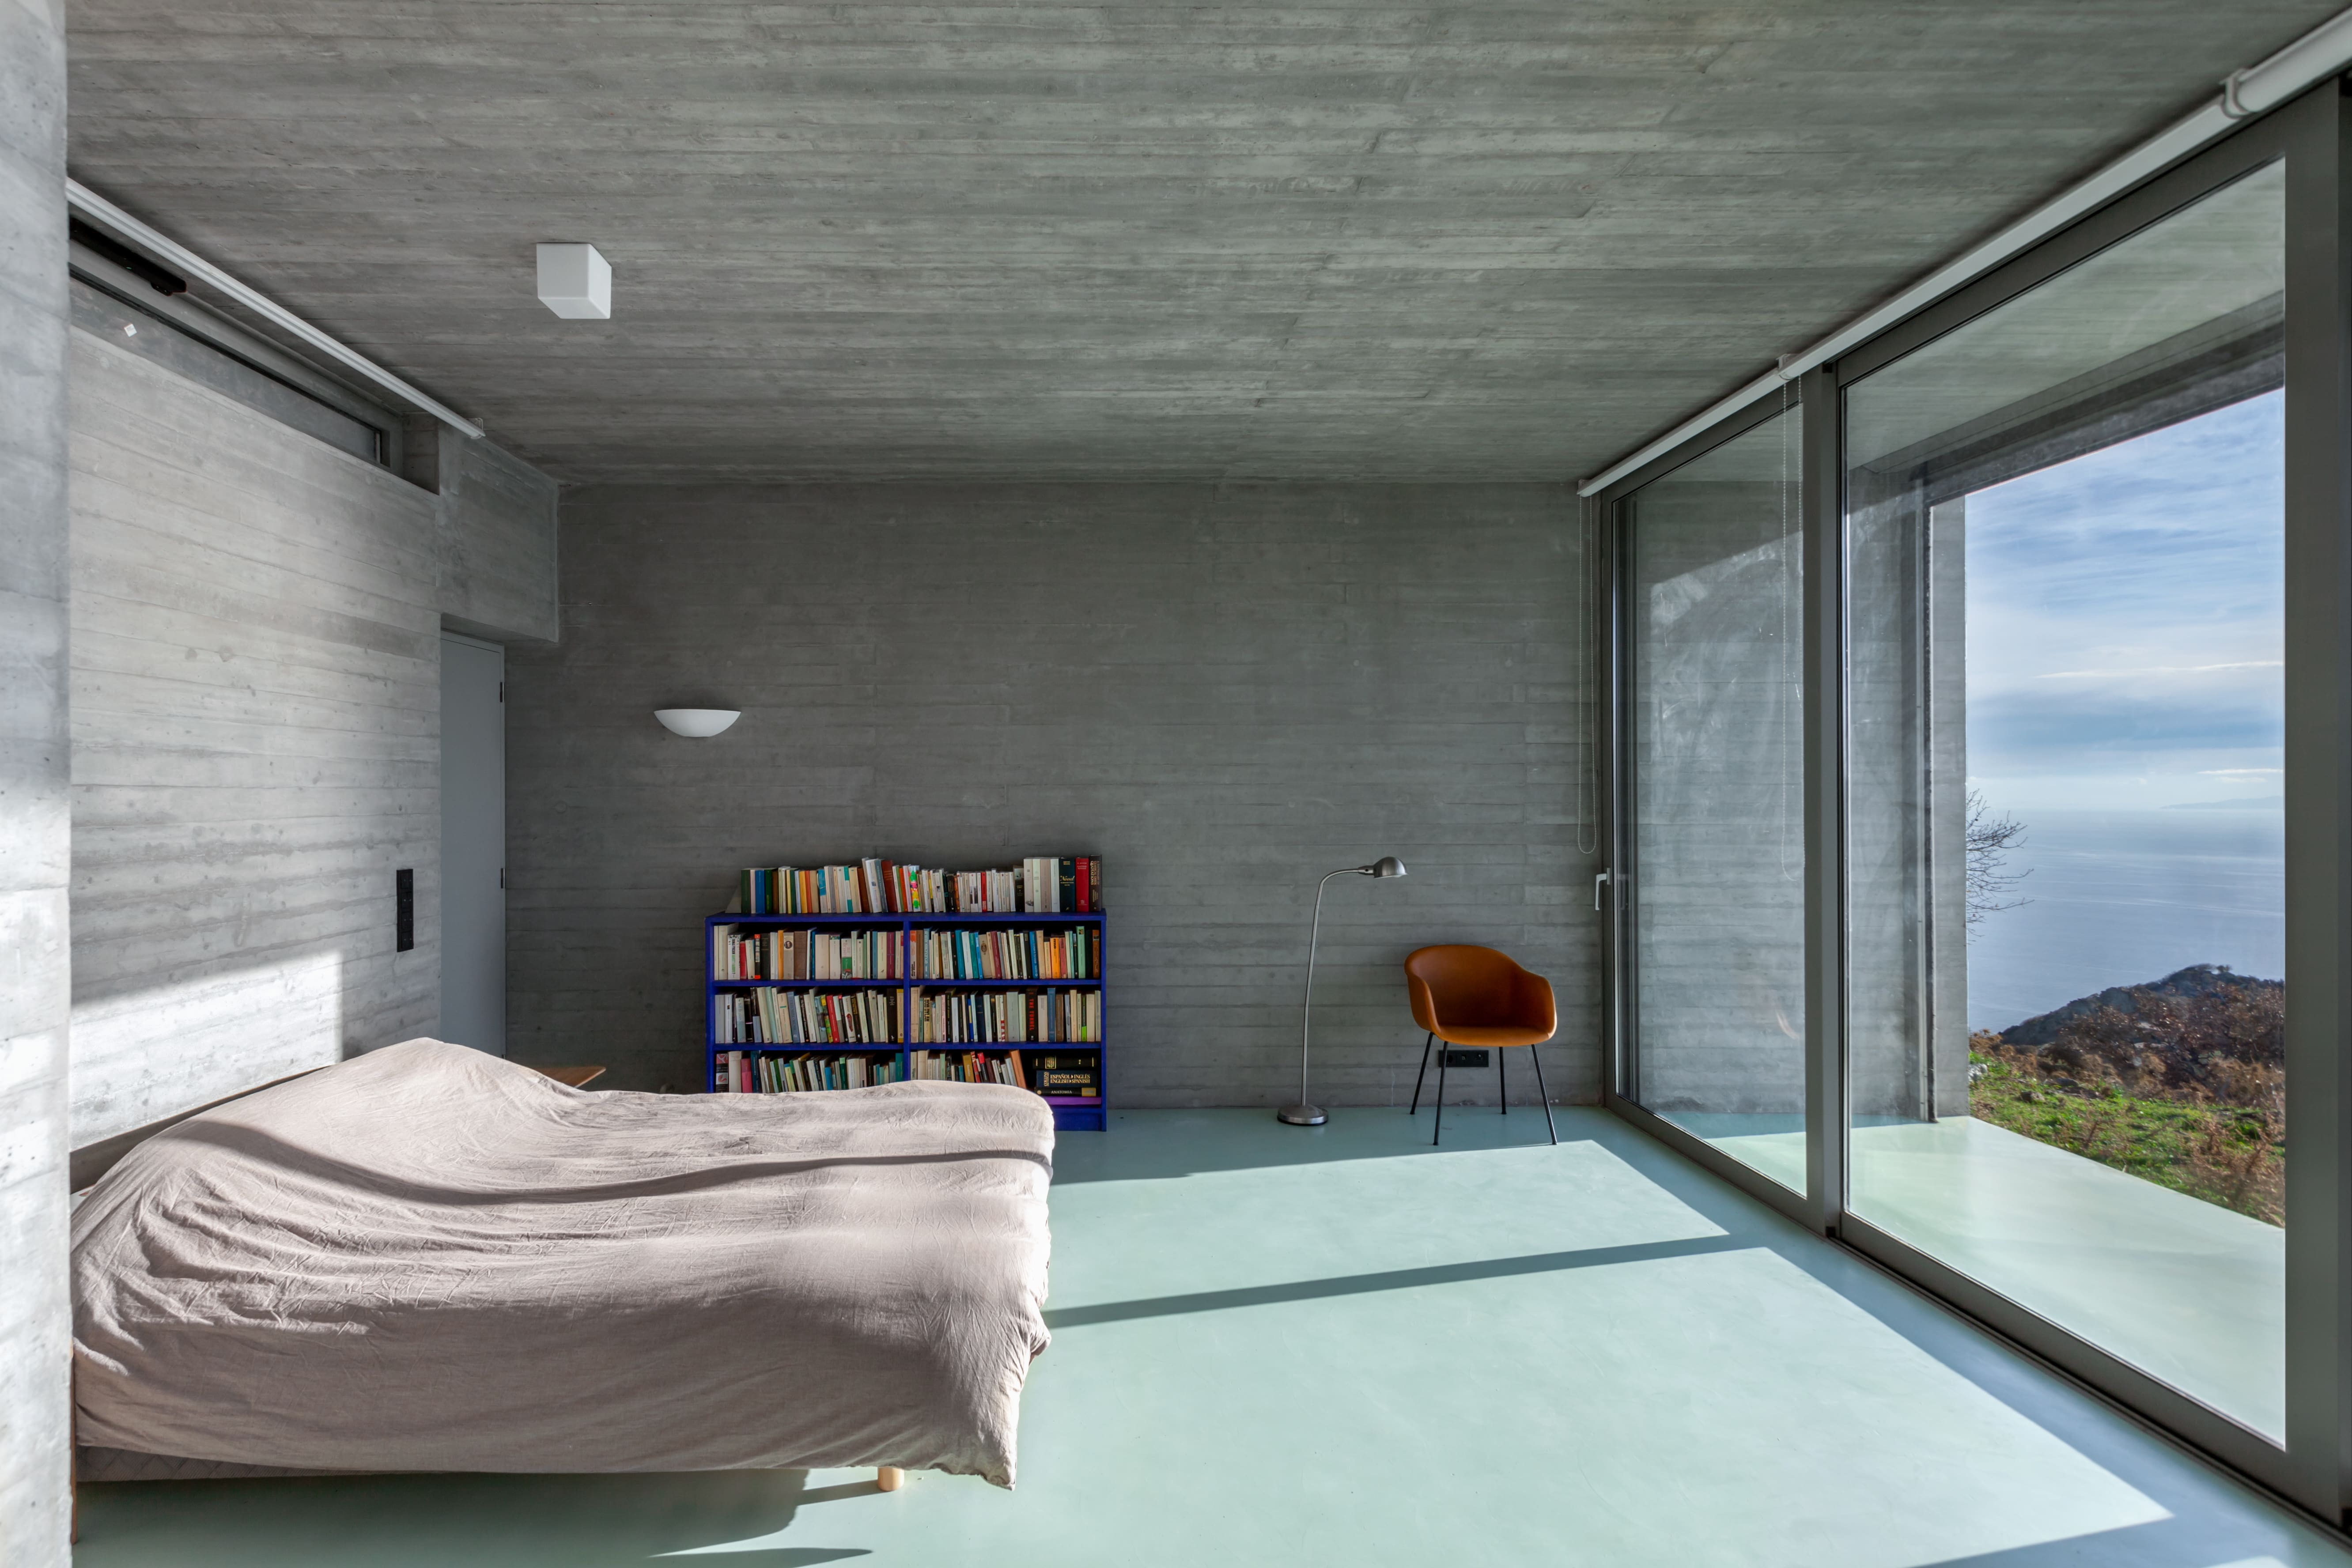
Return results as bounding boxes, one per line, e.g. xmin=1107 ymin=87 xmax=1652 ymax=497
xmin=1966 ymin=788 xmax=2030 ymax=927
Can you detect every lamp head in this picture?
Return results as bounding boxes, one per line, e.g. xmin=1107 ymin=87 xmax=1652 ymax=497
xmin=1363 ymin=856 xmax=1407 ymax=878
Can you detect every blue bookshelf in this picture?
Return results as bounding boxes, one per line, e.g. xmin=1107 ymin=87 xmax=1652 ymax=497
xmin=704 ymin=910 xmax=1108 ymax=1131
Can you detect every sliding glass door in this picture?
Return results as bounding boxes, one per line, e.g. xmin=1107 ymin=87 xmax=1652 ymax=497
xmin=1618 ymin=407 xmax=1807 ymax=1190
xmin=1842 ymin=159 xmax=2286 ymax=1441
xmin=1599 ymin=85 xmax=2352 ymax=1514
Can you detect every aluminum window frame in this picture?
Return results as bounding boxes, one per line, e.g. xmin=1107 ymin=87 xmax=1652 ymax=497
xmin=1592 ymin=77 xmax=2352 ymax=1524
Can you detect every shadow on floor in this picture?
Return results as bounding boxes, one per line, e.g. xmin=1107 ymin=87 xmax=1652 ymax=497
xmin=1048 ymin=1102 xmax=1575 ymax=1183
xmin=1042 ymin=1232 xmax=1753 ymax=1327
xmin=76 ymin=1468 xmax=877 ymax=1568
xmin=1918 ymin=1513 xmax=2312 ymax=1566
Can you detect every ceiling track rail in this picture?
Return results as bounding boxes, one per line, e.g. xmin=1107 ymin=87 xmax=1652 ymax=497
xmin=65 ymin=178 xmax=485 ymax=441
xmin=1577 ymin=4 xmax=2352 ymax=497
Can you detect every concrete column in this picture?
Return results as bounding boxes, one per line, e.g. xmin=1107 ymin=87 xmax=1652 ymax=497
xmin=0 ymin=0 xmax=76 ymax=1560
xmin=1929 ymin=498 xmax=1971 ymax=1117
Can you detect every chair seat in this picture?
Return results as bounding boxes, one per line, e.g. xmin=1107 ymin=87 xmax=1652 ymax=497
xmin=1431 ymin=1024 xmax=1554 ymax=1048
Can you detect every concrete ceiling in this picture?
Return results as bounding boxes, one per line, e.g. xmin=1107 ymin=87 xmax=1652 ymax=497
xmin=64 ymin=2 xmax=2347 ymax=485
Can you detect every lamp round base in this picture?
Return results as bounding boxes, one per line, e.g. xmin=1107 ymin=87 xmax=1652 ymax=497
xmin=1276 ymin=1103 xmax=1327 ymax=1126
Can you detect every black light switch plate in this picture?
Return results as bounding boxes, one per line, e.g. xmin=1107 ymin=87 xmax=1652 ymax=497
xmin=1443 ymin=1049 xmax=1489 ymax=1068
xmin=396 ymin=867 xmax=414 ymax=952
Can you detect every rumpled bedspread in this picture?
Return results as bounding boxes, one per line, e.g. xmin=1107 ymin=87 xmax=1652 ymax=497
xmin=72 ymin=1038 xmax=1054 ymax=1485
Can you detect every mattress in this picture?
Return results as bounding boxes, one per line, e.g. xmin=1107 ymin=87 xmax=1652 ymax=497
xmin=72 ymin=1038 xmax=1054 ymax=1485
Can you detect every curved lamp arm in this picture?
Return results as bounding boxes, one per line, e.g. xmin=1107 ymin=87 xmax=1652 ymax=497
xmin=1286 ymin=857 xmax=1407 ymax=1124
xmin=1297 ymin=868 xmax=1355 ymax=1107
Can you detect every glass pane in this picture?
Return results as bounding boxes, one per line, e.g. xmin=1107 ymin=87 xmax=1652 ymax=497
xmin=1844 ymin=162 xmax=2284 ymax=1440
xmin=1625 ymin=405 xmax=1806 ymax=1191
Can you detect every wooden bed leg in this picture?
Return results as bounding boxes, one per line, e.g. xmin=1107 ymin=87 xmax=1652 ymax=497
xmin=875 ymin=1466 xmax=905 ymax=1492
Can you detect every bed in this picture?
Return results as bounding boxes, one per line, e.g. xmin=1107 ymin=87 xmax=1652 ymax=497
xmin=71 ymin=1038 xmax=1055 ymax=1487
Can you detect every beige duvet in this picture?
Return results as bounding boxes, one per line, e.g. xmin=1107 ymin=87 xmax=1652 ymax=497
xmin=72 ymin=1039 xmax=1054 ymax=1485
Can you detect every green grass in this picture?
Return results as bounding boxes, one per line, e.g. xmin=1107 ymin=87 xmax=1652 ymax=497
xmin=1969 ymin=1054 xmax=2283 ymax=1226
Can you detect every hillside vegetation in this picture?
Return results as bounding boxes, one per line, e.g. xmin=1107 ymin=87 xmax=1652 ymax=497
xmin=1969 ymin=964 xmax=2283 ymax=1225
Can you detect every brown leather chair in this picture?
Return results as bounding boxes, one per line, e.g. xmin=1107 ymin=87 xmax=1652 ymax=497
xmin=1404 ymin=945 xmax=1557 ymax=1145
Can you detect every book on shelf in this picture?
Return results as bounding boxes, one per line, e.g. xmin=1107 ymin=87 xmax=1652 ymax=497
xmin=715 ymin=1043 xmax=1100 ymax=1099
xmin=904 ymin=1047 xmax=1100 ymax=1096
xmin=908 ymin=1048 xmax=1031 ymax=1088
xmin=908 ymin=986 xmax=1099 ymax=1045
xmin=733 ymin=855 xmax=1103 ymax=916
xmin=714 ymin=987 xmax=900 ymax=1047
xmin=913 ymin=925 xmax=1094 ymax=981
xmin=714 ymin=1049 xmax=904 ymax=1094
xmin=710 ymin=924 xmax=1097 ymax=983
xmin=1028 ymin=1053 xmax=1101 ymax=1098
xmin=711 ymin=927 xmax=910 ymax=982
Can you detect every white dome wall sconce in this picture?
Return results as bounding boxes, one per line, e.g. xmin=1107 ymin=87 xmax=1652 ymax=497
xmin=537 ymin=243 xmax=611 ymax=319
xmin=654 ymin=709 xmax=739 ymax=737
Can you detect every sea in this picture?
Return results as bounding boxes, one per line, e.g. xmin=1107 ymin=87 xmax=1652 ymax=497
xmin=1964 ymin=808 xmax=2285 ymax=1034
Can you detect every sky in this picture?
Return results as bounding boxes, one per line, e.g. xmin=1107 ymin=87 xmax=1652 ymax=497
xmin=1964 ymin=389 xmax=2284 ymax=816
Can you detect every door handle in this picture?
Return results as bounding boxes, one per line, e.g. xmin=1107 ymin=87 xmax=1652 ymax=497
xmin=1594 ymin=870 xmax=1611 ymax=911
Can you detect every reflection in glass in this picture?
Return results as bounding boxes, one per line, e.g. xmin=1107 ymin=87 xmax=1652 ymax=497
xmin=1625 ymin=406 xmax=1806 ymax=1190
xmin=1844 ymin=163 xmax=2285 ymax=1439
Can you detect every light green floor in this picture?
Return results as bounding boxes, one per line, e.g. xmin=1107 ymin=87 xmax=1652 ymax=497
xmin=1671 ymin=1112 xmax=2285 ymax=1439
xmin=76 ymin=1108 xmax=2349 ymax=1567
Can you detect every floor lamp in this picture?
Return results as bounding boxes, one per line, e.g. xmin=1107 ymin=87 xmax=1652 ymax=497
xmin=1278 ymin=857 xmax=1408 ymax=1126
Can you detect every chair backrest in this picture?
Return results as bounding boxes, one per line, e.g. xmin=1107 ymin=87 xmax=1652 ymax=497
xmin=1403 ymin=945 xmax=1545 ymax=1034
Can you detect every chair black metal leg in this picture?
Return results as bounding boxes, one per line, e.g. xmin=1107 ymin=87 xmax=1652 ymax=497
xmin=1433 ymin=1046 xmax=1447 ymax=1145
xmin=1410 ymin=1033 xmax=1433 ymax=1115
xmin=1528 ymin=1044 xmax=1557 ymax=1145
xmin=1498 ymin=1046 xmax=1507 ymax=1115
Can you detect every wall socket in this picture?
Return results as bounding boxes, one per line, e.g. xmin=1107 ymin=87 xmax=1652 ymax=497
xmin=396 ymin=868 xmax=414 ymax=952
xmin=1442 ymin=1049 xmax=1489 ymax=1068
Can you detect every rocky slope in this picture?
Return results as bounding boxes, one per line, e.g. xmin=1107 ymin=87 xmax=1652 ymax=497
xmin=1989 ymin=963 xmax=2281 ymax=1103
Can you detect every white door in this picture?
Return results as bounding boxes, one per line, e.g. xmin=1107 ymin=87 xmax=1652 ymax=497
xmin=440 ymin=633 xmax=505 ymax=1053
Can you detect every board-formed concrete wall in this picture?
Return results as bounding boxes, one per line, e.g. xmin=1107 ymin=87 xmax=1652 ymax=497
xmin=506 ymin=483 xmax=1599 ymax=1106
xmin=65 ymin=333 xmax=446 ymax=1145
xmin=64 ymin=326 xmax=561 ymax=1147
xmin=0 ymin=0 xmax=73 ymax=1558
xmin=415 ymin=419 xmax=560 ymax=644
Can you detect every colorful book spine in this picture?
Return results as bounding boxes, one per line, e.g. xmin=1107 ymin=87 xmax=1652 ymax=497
xmin=742 ymin=858 xmax=1099 ymax=918
xmin=715 ymin=1050 xmax=906 ymax=1094
xmin=907 ymin=987 xmax=1098 ymax=1045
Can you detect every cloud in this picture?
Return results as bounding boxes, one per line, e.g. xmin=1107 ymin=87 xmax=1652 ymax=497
xmin=1964 ymin=391 xmax=2284 ymax=794
xmin=2034 ymin=661 xmax=2281 ymax=680
xmin=1970 ymin=687 xmax=2281 ymax=760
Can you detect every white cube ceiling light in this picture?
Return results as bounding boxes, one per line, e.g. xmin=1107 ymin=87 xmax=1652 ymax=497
xmin=537 ymin=243 xmax=611 ymax=319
